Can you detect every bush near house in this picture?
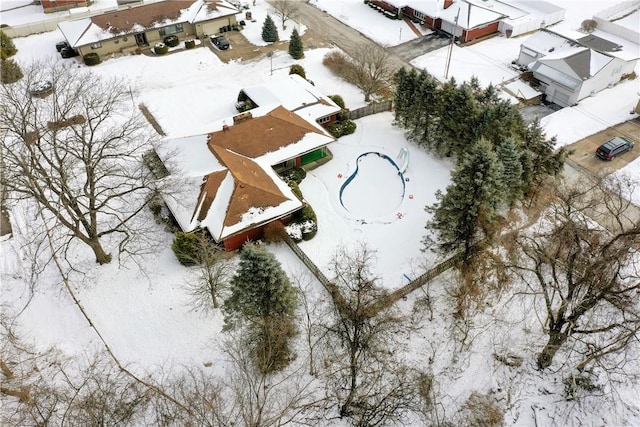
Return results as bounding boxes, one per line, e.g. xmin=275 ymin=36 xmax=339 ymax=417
xmin=185 ymin=39 xmax=196 ymax=49
xmin=289 ymin=64 xmax=306 ymax=79
xmin=327 ymin=119 xmax=357 ymax=138
xmin=280 ymin=167 xmax=306 ymax=184
xmin=154 ymin=43 xmax=169 ymax=55
xmin=172 ymin=231 xmax=200 ymax=266
xmin=328 ymin=94 xmax=346 ymax=109
xmin=83 ymin=53 xmax=101 ymax=66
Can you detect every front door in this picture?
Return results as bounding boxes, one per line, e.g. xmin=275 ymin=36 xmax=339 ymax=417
xmin=135 ymin=33 xmax=148 ymax=46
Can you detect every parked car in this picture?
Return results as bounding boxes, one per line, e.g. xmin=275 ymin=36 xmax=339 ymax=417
xmin=210 ymin=35 xmax=229 ymax=50
xmin=60 ymin=46 xmax=79 ymax=58
xmin=595 ymin=136 xmax=634 ymax=160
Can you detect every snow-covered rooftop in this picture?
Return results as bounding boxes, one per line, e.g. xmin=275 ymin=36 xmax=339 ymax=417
xmin=242 ymin=74 xmax=342 ymax=121
xmin=58 ymin=0 xmax=239 ymax=47
xmin=439 ymin=0 xmax=505 ymax=29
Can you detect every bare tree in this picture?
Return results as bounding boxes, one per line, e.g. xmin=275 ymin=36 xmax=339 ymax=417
xmin=508 ymin=175 xmax=640 ymax=370
xmin=323 ymin=242 xmax=419 ymax=425
xmin=271 ymin=0 xmax=299 ymax=30
xmin=347 ymin=44 xmax=394 ymax=102
xmin=0 ymin=315 xmax=150 ymax=426
xmin=0 ymin=61 xmax=159 ymax=264
xmin=185 ymin=234 xmax=234 ymax=311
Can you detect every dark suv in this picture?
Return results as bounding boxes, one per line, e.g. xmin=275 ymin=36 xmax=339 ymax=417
xmin=210 ymin=35 xmax=229 ymax=50
xmin=595 ymin=137 xmax=634 ymax=160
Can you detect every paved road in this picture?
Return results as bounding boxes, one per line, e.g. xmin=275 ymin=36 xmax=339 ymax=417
xmin=278 ymin=0 xmax=415 ymax=73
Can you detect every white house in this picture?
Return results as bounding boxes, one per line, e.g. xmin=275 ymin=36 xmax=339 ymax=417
xmin=516 ymin=28 xmax=639 ymax=107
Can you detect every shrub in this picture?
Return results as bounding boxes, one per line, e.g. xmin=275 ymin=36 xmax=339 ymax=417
xmin=288 ymin=181 xmax=303 ymax=200
xmin=154 ymin=43 xmax=169 ymax=55
xmin=1 ymin=58 xmax=22 ymax=84
xmin=289 ymin=64 xmax=306 ymax=79
xmin=83 ymin=52 xmax=101 ymax=66
xmin=322 ymin=51 xmax=353 ymax=80
xmin=184 ymin=39 xmax=196 ymax=49
xmin=326 ymin=121 xmax=344 ymax=138
xmin=0 ymin=30 xmax=17 ymax=58
xmin=281 ymin=167 xmax=306 ymax=184
xmin=328 ymin=94 xmax=345 ymax=109
xmin=172 ymin=231 xmax=200 ymax=266
xmin=163 ymin=35 xmax=179 ymax=47
xmin=296 ymin=204 xmax=317 ymax=241
xmin=263 ymin=221 xmax=287 ymax=243
xmin=341 ymin=119 xmax=357 ymax=135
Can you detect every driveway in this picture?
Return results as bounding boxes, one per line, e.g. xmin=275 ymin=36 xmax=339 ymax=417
xmin=565 ymin=117 xmax=640 ymax=175
xmin=388 ymin=32 xmax=450 ymax=63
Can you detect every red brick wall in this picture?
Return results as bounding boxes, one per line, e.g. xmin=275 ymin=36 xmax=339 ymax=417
xmin=463 ymin=21 xmax=500 ymax=42
xmin=41 ymin=0 xmax=87 ymax=12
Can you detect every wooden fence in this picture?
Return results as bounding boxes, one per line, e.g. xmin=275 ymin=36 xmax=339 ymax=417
xmin=346 ymin=100 xmax=393 ymax=120
xmin=283 ymin=233 xmax=465 ymax=318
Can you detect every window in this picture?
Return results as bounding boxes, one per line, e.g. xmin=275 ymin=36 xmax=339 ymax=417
xmin=414 ymin=11 xmax=426 ymax=20
xmin=159 ymin=23 xmax=184 ymax=36
xmin=317 ymin=116 xmax=331 ymax=124
xmin=90 ymin=42 xmax=102 ymax=49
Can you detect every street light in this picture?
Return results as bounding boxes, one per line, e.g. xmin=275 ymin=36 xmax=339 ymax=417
xmin=267 ymin=51 xmax=273 ymax=75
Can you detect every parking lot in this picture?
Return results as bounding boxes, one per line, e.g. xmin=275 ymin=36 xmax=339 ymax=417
xmin=566 ymin=117 xmax=640 ymax=175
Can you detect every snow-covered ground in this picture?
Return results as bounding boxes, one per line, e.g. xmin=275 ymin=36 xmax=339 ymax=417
xmin=2 ymin=0 xmax=640 ymax=425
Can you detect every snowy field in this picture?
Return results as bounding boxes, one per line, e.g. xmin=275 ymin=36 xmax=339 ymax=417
xmin=1 ymin=0 xmax=640 ymax=425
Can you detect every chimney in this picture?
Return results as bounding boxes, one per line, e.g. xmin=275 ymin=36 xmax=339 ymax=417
xmin=233 ymin=111 xmax=253 ymax=125
xmin=222 ymin=124 xmax=230 ymax=132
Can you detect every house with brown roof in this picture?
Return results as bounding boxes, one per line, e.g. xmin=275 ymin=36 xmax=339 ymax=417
xmin=57 ymin=0 xmax=239 ymax=58
xmin=157 ymin=105 xmax=336 ymax=251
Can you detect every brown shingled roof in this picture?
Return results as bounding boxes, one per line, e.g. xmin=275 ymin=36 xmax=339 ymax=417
xmin=207 ymin=105 xmax=324 ymax=158
xmin=92 ymin=1 xmax=187 ymax=33
xmin=209 ymin=146 xmax=289 ymax=227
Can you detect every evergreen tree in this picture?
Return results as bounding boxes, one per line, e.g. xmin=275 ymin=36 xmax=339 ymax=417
xmin=425 ymin=139 xmax=502 ymax=257
xmin=1 ymin=58 xmax=23 ymax=84
xmin=521 ymin=119 xmax=567 ymax=194
xmin=409 ymin=72 xmax=439 ymax=148
xmin=495 ymin=137 xmax=524 ymax=206
xmin=392 ymin=67 xmax=412 ymax=127
xmin=288 ymin=27 xmax=303 ymax=59
xmin=435 ymin=81 xmax=478 ymax=156
xmin=224 ymin=243 xmax=297 ymax=373
xmin=0 ymin=30 xmax=17 ymax=58
xmin=261 ymin=14 xmax=279 ymax=43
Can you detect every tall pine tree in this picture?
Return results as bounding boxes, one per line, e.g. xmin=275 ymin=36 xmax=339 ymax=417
xmin=425 ymin=138 xmax=503 ymax=257
xmin=521 ymin=119 xmax=567 ymax=195
xmin=0 ymin=30 xmax=17 ymax=58
xmin=288 ymin=27 xmax=303 ymax=59
xmin=224 ymin=242 xmax=297 ymax=372
xmin=495 ymin=137 xmax=524 ymax=206
xmin=261 ymin=14 xmax=279 ymax=43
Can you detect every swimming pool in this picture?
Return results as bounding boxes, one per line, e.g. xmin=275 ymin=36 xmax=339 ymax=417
xmin=339 ymin=152 xmax=406 ymax=219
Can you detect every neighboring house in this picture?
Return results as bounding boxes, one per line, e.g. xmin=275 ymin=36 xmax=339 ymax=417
xmin=57 ymin=0 xmax=239 ymax=58
xmin=516 ymin=28 xmax=639 ymax=107
xmin=390 ymin=0 xmax=564 ymax=42
xmin=41 ymin=0 xmax=88 ymax=13
xmin=157 ymin=104 xmax=336 ymax=251
xmin=237 ymin=74 xmax=343 ymax=130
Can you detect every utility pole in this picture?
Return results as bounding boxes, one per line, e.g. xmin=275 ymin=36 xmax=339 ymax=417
xmin=444 ymin=7 xmax=460 ymax=80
